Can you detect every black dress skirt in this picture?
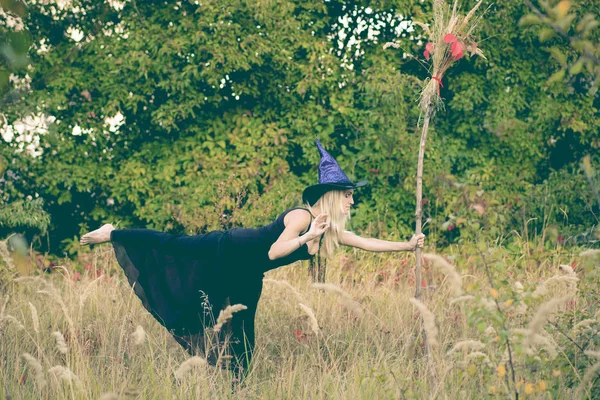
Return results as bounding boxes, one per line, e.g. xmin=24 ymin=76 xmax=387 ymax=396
xmin=110 ymin=207 xmax=314 ymax=374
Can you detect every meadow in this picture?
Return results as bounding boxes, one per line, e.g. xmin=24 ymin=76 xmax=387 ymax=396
xmin=1 ymin=239 xmax=598 ymax=399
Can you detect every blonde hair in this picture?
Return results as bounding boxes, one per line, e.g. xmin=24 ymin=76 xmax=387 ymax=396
xmin=304 ymin=190 xmax=351 ymax=259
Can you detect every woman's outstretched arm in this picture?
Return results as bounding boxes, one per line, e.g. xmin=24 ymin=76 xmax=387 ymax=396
xmin=340 ymin=231 xmax=425 ymax=252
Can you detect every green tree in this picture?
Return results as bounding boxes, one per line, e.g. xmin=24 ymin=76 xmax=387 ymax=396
xmin=2 ymin=0 xmax=598 ymax=253
xmin=1 ymin=0 xmax=50 ymax=240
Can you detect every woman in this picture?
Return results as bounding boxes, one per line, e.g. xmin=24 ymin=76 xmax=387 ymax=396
xmin=80 ymin=138 xmax=425 ymax=377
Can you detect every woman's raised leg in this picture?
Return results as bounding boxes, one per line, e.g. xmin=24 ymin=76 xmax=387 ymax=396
xmin=79 ymin=224 xmax=115 ymax=245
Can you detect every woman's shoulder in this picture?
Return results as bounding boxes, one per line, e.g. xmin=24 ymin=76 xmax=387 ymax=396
xmin=280 ymin=206 xmax=311 ymax=218
xmin=278 ymin=207 xmax=312 ymax=226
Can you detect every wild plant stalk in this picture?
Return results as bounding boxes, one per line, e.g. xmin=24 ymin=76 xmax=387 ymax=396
xmin=576 ymin=351 xmax=600 ymax=400
xmin=481 ymin=254 xmax=519 ymax=399
xmin=548 ymin=320 xmax=589 ymax=358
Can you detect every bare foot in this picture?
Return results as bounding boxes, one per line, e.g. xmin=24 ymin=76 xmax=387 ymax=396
xmin=80 ymin=224 xmax=114 ymax=245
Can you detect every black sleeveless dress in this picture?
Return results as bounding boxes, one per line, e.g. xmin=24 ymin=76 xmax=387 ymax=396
xmin=110 ymin=207 xmax=314 ymax=373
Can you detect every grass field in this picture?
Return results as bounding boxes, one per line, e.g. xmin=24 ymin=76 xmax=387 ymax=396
xmin=1 ymin=241 xmax=599 ymax=399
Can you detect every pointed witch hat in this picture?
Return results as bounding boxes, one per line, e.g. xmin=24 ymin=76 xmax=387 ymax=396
xmin=302 ymin=137 xmax=368 ymax=206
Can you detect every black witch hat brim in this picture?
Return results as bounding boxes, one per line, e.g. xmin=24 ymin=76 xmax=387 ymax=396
xmin=302 ymin=180 xmax=368 ymax=206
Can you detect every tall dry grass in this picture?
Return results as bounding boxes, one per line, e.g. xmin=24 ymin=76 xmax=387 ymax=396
xmin=0 ymin=242 xmax=598 ymax=399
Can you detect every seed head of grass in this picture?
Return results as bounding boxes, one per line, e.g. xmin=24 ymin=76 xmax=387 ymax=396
xmin=0 ymin=314 xmax=24 ymax=330
xmin=579 ymin=249 xmax=600 ymax=258
xmin=525 ymin=333 xmax=558 ymax=360
xmin=22 ymin=353 xmax=46 ymax=389
xmin=52 ymin=331 xmax=68 ymax=354
xmin=585 ymin=350 xmax=600 ymax=359
xmin=409 ymin=298 xmax=439 ymax=348
xmin=531 ymin=276 xmax=578 ymax=298
xmin=35 ymin=285 xmax=76 ymax=336
xmin=575 ymin=358 xmax=600 ymax=399
xmin=79 ymin=274 xmax=103 ymax=308
xmin=423 ymin=253 xmax=463 ymax=297
xmin=450 ymin=295 xmax=474 ymax=305
xmin=28 ymin=302 xmax=40 ymax=333
xmin=48 ymin=365 xmax=82 ymax=388
xmin=1 ymin=294 xmax=9 ymax=317
xmin=446 ymin=340 xmax=485 ymax=356
xmin=174 ymin=356 xmax=207 ymax=381
xmin=213 ymin=304 xmax=247 ymax=333
xmin=514 ymin=310 xmax=563 ymax=360
xmin=311 ymin=283 xmax=363 ymax=317
xmin=528 ymin=295 xmax=572 ymax=338
xmin=264 ymin=278 xmax=305 ymax=303
xmin=479 ymin=298 xmax=496 ymax=312
xmin=99 ymin=393 xmax=120 ymax=400
xmin=573 ymin=319 xmax=596 ymax=335
xmin=466 ymin=351 xmax=491 ymax=365
xmin=484 ymin=326 xmax=496 ymax=336
xmin=514 ymin=281 xmax=524 ymax=293
xmin=298 ymin=303 xmax=320 ymax=335
xmin=132 ymin=325 xmax=146 ymax=345
xmin=558 ymin=264 xmax=576 ymax=276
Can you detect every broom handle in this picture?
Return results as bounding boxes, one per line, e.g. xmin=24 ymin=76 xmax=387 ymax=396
xmin=415 ymin=106 xmax=432 ymax=299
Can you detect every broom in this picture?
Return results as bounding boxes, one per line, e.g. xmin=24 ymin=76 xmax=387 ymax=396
xmin=412 ymin=0 xmax=485 ymax=299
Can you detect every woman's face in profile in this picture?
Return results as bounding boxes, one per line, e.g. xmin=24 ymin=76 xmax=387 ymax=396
xmin=341 ymin=189 xmax=354 ymax=215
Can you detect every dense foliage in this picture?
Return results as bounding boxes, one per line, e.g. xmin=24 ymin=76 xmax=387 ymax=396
xmin=1 ymin=0 xmax=598 ymax=254
xmin=0 ymin=0 xmax=50 ymax=238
